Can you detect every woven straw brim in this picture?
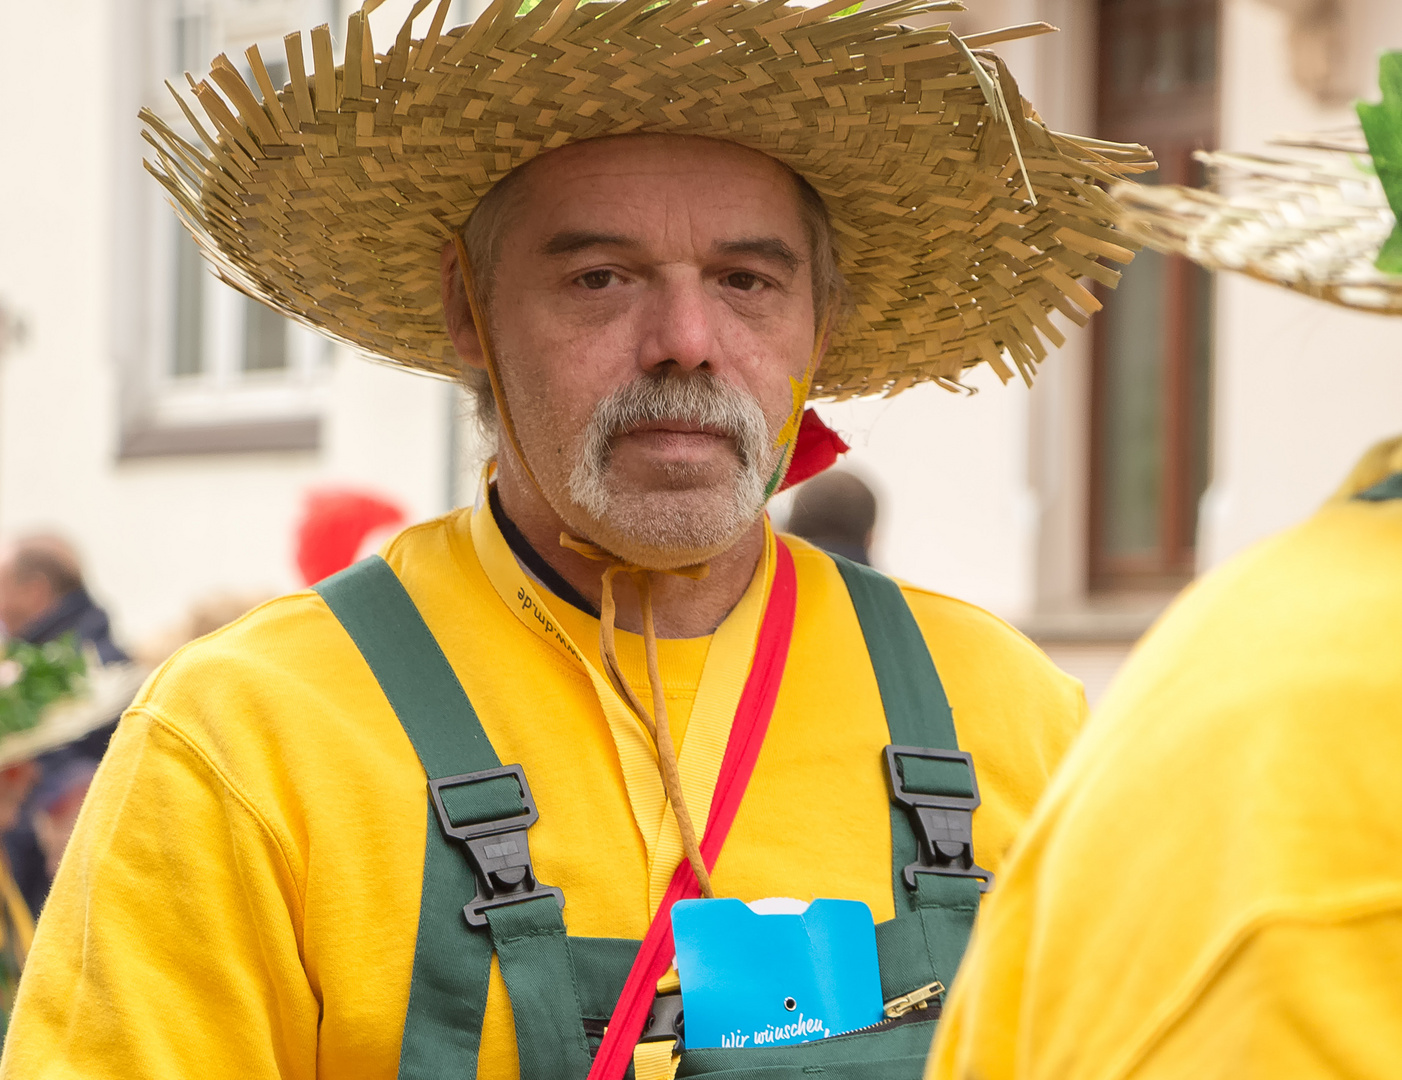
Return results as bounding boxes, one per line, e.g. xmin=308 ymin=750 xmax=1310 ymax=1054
xmin=1112 ymin=141 xmax=1402 ymax=315
xmin=142 ymin=0 xmax=1154 ymax=399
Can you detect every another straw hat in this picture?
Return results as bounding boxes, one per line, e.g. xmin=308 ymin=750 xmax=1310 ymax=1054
xmin=1112 ymin=131 xmax=1402 ymax=314
xmin=0 ymin=663 xmax=147 ymax=772
xmin=142 ymin=0 xmax=1153 ymax=399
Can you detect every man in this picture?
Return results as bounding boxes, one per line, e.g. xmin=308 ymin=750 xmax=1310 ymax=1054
xmin=2 ymin=1 xmax=1148 ymax=1076
xmin=786 ymin=470 xmax=880 ymax=566
xmin=0 ymin=537 xmax=125 ymax=666
xmin=927 ymin=73 xmax=1402 ymax=1080
xmin=0 ymin=757 xmax=37 ymax=1040
xmin=0 ymin=629 xmax=145 ymax=1035
xmin=0 ymin=536 xmax=127 ymax=915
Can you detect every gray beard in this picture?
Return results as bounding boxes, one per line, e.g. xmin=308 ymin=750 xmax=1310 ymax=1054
xmin=566 ymin=372 xmax=778 ymax=563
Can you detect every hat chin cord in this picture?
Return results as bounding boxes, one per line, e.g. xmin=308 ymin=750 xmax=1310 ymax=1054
xmin=453 ymin=231 xmax=719 ymax=897
xmin=559 ymin=534 xmax=716 ymax=899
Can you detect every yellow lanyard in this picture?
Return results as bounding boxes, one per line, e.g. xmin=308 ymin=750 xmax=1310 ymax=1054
xmin=468 ymin=477 xmax=776 ymax=912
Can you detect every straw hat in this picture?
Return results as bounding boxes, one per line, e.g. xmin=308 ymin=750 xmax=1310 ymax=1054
xmin=0 ymin=663 xmax=146 ymax=772
xmin=1111 ymin=130 xmax=1402 ymax=314
xmin=142 ymin=0 xmax=1153 ymax=399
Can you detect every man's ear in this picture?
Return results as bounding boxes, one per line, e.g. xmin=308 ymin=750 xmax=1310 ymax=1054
xmin=440 ymin=240 xmax=487 ymax=369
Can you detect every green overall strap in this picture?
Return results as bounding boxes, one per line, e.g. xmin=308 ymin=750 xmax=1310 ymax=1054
xmin=315 ymin=556 xmax=593 ymax=1080
xmin=830 ymin=555 xmax=985 ymax=1000
xmin=1355 ymin=471 xmax=1402 ymax=501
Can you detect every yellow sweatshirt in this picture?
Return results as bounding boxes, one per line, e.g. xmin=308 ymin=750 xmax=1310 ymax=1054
xmin=0 ymin=503 xmax=1086 ymax=1079
xmin=927 ymin=436 xmax=1402 ymax=1080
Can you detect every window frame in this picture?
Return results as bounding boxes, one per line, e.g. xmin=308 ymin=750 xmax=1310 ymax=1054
xmin=120 ymin=0 xmax=336 ymax=459
xmin=1089 ymin=0 xmax=1220 ymax=589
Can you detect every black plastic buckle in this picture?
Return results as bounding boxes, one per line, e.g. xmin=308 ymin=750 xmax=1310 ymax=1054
xmin=884 ymin=746 xmax=994 ymax=893
xmin=429 ymin=764 xmax=565 ymax=928
xmin=638 ymin=991 xmax=685 ymax=1053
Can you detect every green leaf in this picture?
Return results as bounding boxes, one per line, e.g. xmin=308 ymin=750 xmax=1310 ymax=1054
xmin=1357 ymin=52 xmax=1402 ymax=274
xmin=1376 ymin=227 xmax=1402 ymax=274
xmin=0 ymin=634 xmax=86 ymax=737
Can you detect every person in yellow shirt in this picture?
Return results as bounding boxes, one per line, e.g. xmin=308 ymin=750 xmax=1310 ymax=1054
xmin=927 ymin=61 xmax=1402 ymax=1080
xmin=1 ymin=2 xmax=1152 ymax=1077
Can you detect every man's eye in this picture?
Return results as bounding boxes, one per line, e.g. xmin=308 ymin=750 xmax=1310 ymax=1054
xmin=724 ymin=271 xmax=764 ymax=292
xmin=579 ymin=269 xmax=615 ymax=290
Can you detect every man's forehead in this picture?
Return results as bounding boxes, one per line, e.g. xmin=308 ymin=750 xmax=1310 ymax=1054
xmin=526 ymin=133 xmax=792 ymax=184
xmin=503 ymin=134 xmax=807 ymax=235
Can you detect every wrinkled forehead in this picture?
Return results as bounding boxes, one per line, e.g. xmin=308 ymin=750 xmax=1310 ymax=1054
xmin=483 ymin=133 xmax=812 ymax=243
xmin=520 ymin=132 xmax=796 ymax=182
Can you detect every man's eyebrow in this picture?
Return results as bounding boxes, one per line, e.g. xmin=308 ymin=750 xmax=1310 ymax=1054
xmin=714 ymin=237 xmax=801 ymax=273
xmin=540 ymin=230 xmax=639 ymax=256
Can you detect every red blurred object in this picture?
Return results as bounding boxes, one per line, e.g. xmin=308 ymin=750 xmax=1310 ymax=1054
xmin=295 ymin=489 xmax=407 ymax=586
xmin=777 ymin=409 xmax=850 ymax=493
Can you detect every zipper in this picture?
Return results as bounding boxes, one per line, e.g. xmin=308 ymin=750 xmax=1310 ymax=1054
xmin=840 ymin=980 xmax=947 ymax=1037
xmin=883 ymin=980 xmax=945 ymax=1019
xmin=584 ymin=979 xmax=947 ymax=1051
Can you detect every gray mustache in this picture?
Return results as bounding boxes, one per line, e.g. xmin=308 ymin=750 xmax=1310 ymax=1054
xmin=566 ymin=369 xmax=778 ymax=555
xmin=587 ymin=374 xmax=769 ymax=464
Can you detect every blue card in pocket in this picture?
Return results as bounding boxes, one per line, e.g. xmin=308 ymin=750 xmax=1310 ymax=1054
xmin=671 ymin=897 xmax=884 ymax=1049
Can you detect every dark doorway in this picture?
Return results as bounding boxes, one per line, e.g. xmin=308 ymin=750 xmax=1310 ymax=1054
xmin=1091 ymin=0 xmax=1218 ymax=588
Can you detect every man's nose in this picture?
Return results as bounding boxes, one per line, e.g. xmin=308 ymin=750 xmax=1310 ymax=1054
xmin=637 ymin=272 xmax=716 ymax=374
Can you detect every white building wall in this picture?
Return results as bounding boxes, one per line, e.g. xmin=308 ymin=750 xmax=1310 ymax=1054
xmin=1200 ymin=0 xmax=1402 ymax=570
xmin=0 ymin=0 xmax=460 ymax=645
xmin=0 ymin=344 xmax=456 ymax=646
xmin=816 ymin=369 xmax=1037 ymax=617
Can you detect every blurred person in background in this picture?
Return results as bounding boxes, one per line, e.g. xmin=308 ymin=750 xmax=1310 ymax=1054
xmin=785 ymin=469 xmax=878 ymax=566
xmin=0 ymin=535 xmax=128 ymax=915
xmin=0 ymin=537 xmax=125 ymax=665
xmin=132 ymin=592 xmax=276 ymax=671
xmin=0 ymin=652 xmax=145 ymax=1035
xmin=25 ymin=761 xmax=95 ymax=884
xmin=0 ymin=757 xmax=37 ymax=1037
xmin=927 ymin=59 xmax=1402 ymax=1080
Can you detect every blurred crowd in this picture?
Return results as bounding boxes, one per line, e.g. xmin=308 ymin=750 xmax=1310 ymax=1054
xmin=0 ymin=536 xmax=125 ymax=915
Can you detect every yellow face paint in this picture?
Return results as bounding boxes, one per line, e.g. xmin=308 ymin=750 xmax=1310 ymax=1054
xmin=763 ymin=311 xmax=829 ymax=499
xmin=773 ymin=369 xmax=813 ymax=452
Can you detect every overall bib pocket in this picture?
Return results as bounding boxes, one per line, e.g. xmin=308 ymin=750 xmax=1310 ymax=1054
xmin=675 ymin=1018 xmax=937 ymax=1079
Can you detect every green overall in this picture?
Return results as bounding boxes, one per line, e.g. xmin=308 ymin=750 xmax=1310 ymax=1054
xmin=1355 ymin=470 xmax=1402 ymax=502
xmin=315 ymin=553 xmax=990 ymax=1080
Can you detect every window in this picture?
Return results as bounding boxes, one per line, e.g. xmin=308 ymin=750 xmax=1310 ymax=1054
xmin=1090 ymin=0 xmax=1217 ymax=587
xmin=123 ymin=0 xmax=484 ymax=456
xmin=125 ymin=0 xmax=333 ymax=456
xmin=153 ymin=220 xmax=327 ymax=432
